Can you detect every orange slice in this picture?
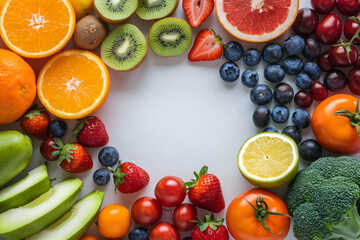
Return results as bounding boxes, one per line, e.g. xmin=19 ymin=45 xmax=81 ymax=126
xmin=0 ymin=0 xmax=75 ymax=58
xmin=37 ymin=49 xmax=110 ymax=119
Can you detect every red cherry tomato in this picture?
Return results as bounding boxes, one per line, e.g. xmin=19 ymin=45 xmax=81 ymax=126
xmin=315 ymin=13 xmax=342 ymax=45
xmin=329 ymin=44 xmax=358 ymax=67
xmin=337 ymin=0 xmax=360 ymax=16
xmin=172 ymin=204 xmax=197 ymax=231
xmin=40 ymin=137 xmax=59 ymax=161
xmin=149 ymin=222 xmax=180 ymax=240
xmin=348 ymin=68 xmax=360 ymax=95
xmin=354 ymin=54 xmax=360 ymax=68
xmin=344 ymin=15 xmax=360 ymax=44
xmin=311 ymin=0 xmax=337 ymax=14
xmin=131 ymin=197 xmax=162 ymax=226
xmin=155 ymin=176 xmax=186 ymax=207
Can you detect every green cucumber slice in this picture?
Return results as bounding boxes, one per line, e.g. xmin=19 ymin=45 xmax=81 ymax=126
xmin=26 ymin=190 xmax=105 ymax=240
xmin=0 ymin=164 xmax=51 ymax=213
xmin=0 ymin=178 xmax=82 ymax=240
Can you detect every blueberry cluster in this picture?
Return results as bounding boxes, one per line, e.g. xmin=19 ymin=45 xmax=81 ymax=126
xmin=93 ymin=146 xmax=120 ymax=185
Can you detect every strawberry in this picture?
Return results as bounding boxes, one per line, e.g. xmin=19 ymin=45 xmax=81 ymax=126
xmin=183 ymin=0 xmax=214 ymax=27
xmin=184 ymin=166 xmax=225 ymax=213
xmin=192 ymin=214 xmax=229 ymax=240
xmin=72 ymin=116 xmax=109 ymax=147
xmin=111 ymin=161 xmax=150 ymax=194
xmin=20 ymin=109 xmax=50 ymax=140
xmin=188 ymin=29 xmax=225 ymax=62
xmin=57 ymin=140 xmax=93 ymax=173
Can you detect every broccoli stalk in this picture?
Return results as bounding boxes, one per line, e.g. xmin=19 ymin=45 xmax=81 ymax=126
xmin=332 ymin=202 xmax=360 ymax=240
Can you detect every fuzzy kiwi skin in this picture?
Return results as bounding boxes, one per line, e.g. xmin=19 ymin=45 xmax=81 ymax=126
xmin=73 ymin=15 xmax=108 ymax=50
xmin=94 ymin=0 xmax=138 ymax=24
xmin=136 ymin=0 xmax=179 ymax=20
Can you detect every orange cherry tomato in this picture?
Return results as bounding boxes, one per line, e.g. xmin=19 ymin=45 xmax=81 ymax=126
xmin=79 ymin=236 xmax=98 ymax=240
xmin=226 ymin=188 xmax=290 ymax=240
xmin=97 ymin=204 xmax=131 ymax=239
xmin=312 ymin=94 xmax=360 ymax=154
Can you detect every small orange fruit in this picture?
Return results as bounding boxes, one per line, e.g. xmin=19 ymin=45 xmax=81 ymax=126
xmin=97 ymin=204 xmax=131 ymax=239
xmin=0 ymin=0 xmax=76 ymax=58
xmin=37 ymin=49 xmax=110 ymax=119
xmin=79 ymin=235 xmax=98 ymax=240
xmin=0 ymin=49 xmax=36 ymax=125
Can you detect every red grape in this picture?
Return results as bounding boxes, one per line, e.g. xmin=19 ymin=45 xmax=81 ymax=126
xmin=315 ymin=13 xmax=342 ymax=45
xmin=295 ymin=91 xmax=313 ymax=108
xmin=292 ymin=8 xmax=319 ymax=36
xmin=318 ymin=51 xmax=333 ymax=72
xmin=324 ymin=70 xmax=348 ymax=92
xmin=311 ymin=0 xmax=337 ymax=14
xmin=348 ymin=68 xmax=360 ymax=95
xmin=336 ymin=0 xmax=360 ymax=16
xmin=310 ymin=81 xmax=328 ymax=101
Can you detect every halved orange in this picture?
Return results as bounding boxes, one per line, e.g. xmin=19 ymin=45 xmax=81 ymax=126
xmin=37 ymin=49 xmax=110 ymax=119
xmin=0 ymin=0 xmax=75 ymax=58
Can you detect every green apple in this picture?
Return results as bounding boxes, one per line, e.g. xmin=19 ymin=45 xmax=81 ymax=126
xmin=0 ymin=178 xmax=82 ymax=240
xmin=0 ymin=130 xmax=33 ymax=188
xmin=26 ymin=190 xmax=105 ymax=240
xmin=0 ymin=164 xmax=50 ymax=213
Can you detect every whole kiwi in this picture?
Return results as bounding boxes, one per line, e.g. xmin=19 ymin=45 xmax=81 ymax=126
xmin=73 ymin=15 xmax=108 ymax=50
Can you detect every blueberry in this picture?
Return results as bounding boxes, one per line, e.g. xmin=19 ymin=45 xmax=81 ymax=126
xmin=284 ymin=35 xmax=305 ymax=55
xmin=302 ymin=38 xmax=321 ymax=60
xmin=299 ymin=139 xmax=322 ymax=161
xmin=283 ymin=56 xmax=304 ymax=75
xmin=292 ymin=108 xmax=311 ymax=129
xmin=264 ymin=64 xmax=285 ymax=83
xmin=241 ymin=69 xmax=259 ymax=88
xmin=282 ymin=125 xmax=302 ymax=144
xmin=303 ymin=62 xmax=321 ymax=80
xmin=219 ymin=62 xmax=240 ymax=82
xmin=271 ymin=105 xmax=289 ymax=123
xmin=250 ymin=84 xmax=273 ymax=105
xmin=263 ymin=127 xmax=278 ymax=133
xmin=93 ymin=168 xmax=110 ymax=185
xmin=243 ymin=49 xmax=261 ymax=66
xmin=253 ymin=105 xmax=270 ymax=128
xmin=262 ymin=43 xmax=283 ymax=64
xmin=128 ymin=227 xmax=149 ymax=240
xmin=223 ymin=41 xmax=243 ymax=61
xmin=295 ymin=73 xmax=313 ymax=90
xmin=273 ymin=83 xmax=294 ymax=105
xmin=49 ymin=120 xmax=68 ymax=138
xmin=98 ymin=146 xmax=119 ymax=167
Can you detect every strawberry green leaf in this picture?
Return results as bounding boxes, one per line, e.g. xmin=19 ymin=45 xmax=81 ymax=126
xmin=184 ymin=166 xmax=209 ymax=191
xmin=111 ymin=161 xmax=128 ymax=193
xmin=72 ymin=116 xmax=94 ymax=135
xmin=57 ymin=143 xmax=76 ymax=165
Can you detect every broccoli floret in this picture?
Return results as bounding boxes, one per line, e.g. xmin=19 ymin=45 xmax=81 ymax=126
xmin=287 ymin=156 xmax=360 ymax=240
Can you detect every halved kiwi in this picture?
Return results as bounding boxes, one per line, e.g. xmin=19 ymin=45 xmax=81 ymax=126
xmin=136 ymin=0 xmax=179 ymax=20
xmin=101 ymin=24 xmax=148 ymax=71
xmin=148 ymin=18 xmax=192 ymax=57
xmin=94 ymin=0 xmax=138 ymax=23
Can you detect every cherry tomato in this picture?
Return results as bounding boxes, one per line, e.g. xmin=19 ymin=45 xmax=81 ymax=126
xmin=312 ymin=94 xmax=360 ymax=154
xmin=329 ymin=44 xmax=358 ymax=67
xmin=226 ymin=188 xmax=290 ymax=240
xmin=155 ymin=176 xmax=186 ymax=207
xmin=311 ymin=0 xmax=337 ymax=14
xmin=337 ymin=0 xmax=360 ymax=16
xmin=354 ymin=54 xmax=360 ymax=68
xmin=40 ymin=137 xmax=60 ymax=161
xmin=149 ymin=222 xmax=180 ymax=240
xmin=348 ymin=68 xmax=360 ymax=95
xmin=172 ymin=203 xmax=197 ymax=231
xmin=292 ymin=8 xmax=319 ymax=36
xmin=315 ymin=13 xmax=342 ymax=45
xmin=97 ymin=204 xmax=131 ymax=239
xmin=344 ymin=15 xmax=360 ymax=44
xmin=131 ymin=197 xmax=162 ymax=226
xmin=79 ymin=236 xmax=98 ymax=240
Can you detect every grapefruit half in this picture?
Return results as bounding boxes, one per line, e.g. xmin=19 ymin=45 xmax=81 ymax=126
xmin=215 ymin=0 xmax=299 ymax=42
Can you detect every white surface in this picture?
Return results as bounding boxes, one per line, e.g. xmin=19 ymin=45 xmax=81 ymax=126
xmin=0 ymin=0 xmax=357 ymax=239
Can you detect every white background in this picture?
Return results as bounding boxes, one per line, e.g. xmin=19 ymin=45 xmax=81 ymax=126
xmin=0 ymin=0 xmax=357 ymax=239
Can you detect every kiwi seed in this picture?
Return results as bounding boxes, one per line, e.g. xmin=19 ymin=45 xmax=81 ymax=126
xmin=136 ymin=0 xmax=179 ymax=20
xmin=94 ymin=0 xmax=138 ymax=23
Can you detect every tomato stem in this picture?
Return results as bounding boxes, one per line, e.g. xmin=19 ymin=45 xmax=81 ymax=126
xmin=334 ymin=99 xmax=360 ymax=137
xmin=333 ymin=23 xmax=360 ymax=62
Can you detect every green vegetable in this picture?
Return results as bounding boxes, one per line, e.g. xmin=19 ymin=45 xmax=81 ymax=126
xmin=286 ymin=156 xmax=360 ymax=240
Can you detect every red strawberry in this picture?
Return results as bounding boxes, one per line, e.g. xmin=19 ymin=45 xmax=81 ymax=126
xmin=183 ymin=0 xmax=214 ymax=27
xmin=192 ymin=214 xmax=229 ymax=240
xmin=72 ymin=116 xmax=109 ymax=147
xmin=184 ymin=166 xmax=225 ymax=213
xmin=20 ymin=109 xmax=50 ymax=140
xmin=57 ymin=141 xmax=93 ymax=173
xmin=111 ymin=161 xmax=149 ymax=194
xmin=188 ymin=29 xmax=225 ymax=62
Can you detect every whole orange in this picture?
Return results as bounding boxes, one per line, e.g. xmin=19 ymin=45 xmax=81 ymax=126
xmin=97 ymin=204 xmax=131 ymax=239
xmin=0 ymin=49 xmax=36 ymax=125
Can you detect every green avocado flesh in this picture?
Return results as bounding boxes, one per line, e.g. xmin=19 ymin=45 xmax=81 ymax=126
xmin=0 ymin=178 xmax=82 ymax=240
xmin=0 ymin=164 xmax=50 ymax=213
xmin=26 ymin=190 xmax=105 ymax=240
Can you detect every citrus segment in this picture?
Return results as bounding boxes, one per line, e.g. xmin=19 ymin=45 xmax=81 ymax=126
xmin=216 ymin=0 xmax=299 ymax=42
xmin=37 ymin=50 xmax=110 ymax=119
xmin=0 ymin=0 xmax=75 ymax=58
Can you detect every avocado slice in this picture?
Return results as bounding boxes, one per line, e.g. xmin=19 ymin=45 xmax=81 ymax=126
xmin=26 ymin=190 xmax=105 ymax=240
xmin=0 ymin=178 xmax=82 ymax=240
xmin=0 ymin=164 xmax=51 ymax=213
